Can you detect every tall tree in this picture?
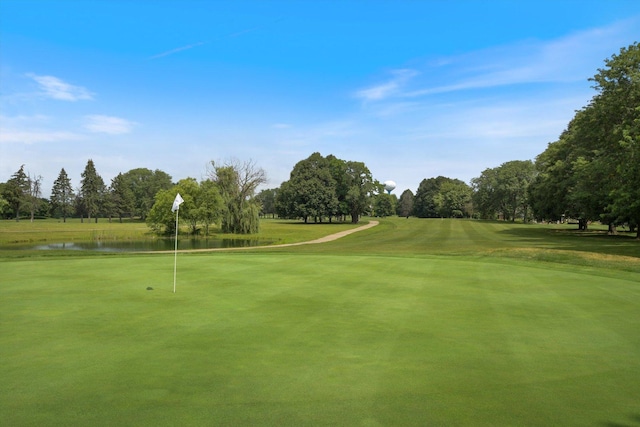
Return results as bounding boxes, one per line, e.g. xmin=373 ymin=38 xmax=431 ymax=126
xmin=3 ymin=165 xmax=29 ymax=220
xmin=590 ymin=42 xmax=640 ymax=237
xmin=530 ymin=42 xmax=640 ymax=236
xmin=50 ymin=168 xmax=75 ymax=222
xmin=147 ymin=178 xmax=222 ymax=235
xmin=413 ymin=176 xmax=449 ymax=218
xmin=79 ymin=159 xmax=106 ymax=222
xmin=397 ymin=189 xmax=414 ymax=218
xmin=120 ymin=168 xmax=173 ymax=219
xmin=434 ymin=179 xmax=472 ymax=218
xmin=472 ymin=161 xmax=536 ymax=221
xmin=109 ymin=173 xmax=135 ymax=222
xmin=256 ymin=188 xmax=278 ymax=218
xmin=277 ymin=153 xmax=338 ymax=223
xmin=26 ymin=173 xmax=44 ymax=222
xmin=208 ymin=159 xmax=266 ymax=234
xmin=193 ymin=179 xmax=223 ymax=235
xmin=343 ymin=160 xmax=375 ymax=223
xmin=374 ymin=193 xmax=397 ymax=217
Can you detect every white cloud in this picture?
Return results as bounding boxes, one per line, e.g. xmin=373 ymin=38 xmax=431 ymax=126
xmin=84 ymin=115 xmax=137 ymax=134
xmin=361 ymin=16 xmax=639 ymax=101
xmin=27 ymin=73 xmax=94 ymax=101
xmin=0 ymin=114 xmax=85 ymax=144
xmin=355 ymin=69 xmax=418 ymax=101
xmin=149 ymin=41 xmax=207 ymax=60
xmin=0 ymin=129 xmax=84 ymax=144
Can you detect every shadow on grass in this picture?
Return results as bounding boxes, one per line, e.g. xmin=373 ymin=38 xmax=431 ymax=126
xmin=600 ymin=413 xmax=640 ymax=426
xmin=496 ymin=224 xmax=640 ymax=259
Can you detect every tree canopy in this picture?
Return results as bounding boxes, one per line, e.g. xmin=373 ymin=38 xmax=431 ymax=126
xmin=529 ymin=42 xmax=640 ymax=236
xmin=276 ymin=152 xmax=375 ymax=223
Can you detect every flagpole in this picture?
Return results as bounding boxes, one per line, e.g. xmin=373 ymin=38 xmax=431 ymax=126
xmin=173 ymin=207 xmax=179 ymax=293
xmin=171 ymin=193 xmax=183 ymax=294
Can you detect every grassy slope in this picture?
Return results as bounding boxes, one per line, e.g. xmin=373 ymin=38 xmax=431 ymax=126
xmin=1 ymin=218 xmax=639 ymax=426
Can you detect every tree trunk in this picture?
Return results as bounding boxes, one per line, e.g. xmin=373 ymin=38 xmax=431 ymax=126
xmin=578 ymin=218 xmax=588 ymax=230
xmin=608 ymin=223 xmax=617 ymax=235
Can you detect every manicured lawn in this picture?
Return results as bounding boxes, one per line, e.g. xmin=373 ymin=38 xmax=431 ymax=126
xmin=1 ymin=218 xmax=639 ymax=426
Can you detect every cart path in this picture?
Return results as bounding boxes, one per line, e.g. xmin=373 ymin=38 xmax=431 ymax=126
xmin=148 ymin=220 xmax=379 ymax=254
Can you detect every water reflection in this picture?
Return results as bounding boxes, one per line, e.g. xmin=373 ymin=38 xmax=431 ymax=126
xmin=31 ymin=238 xmax=273 ymax=252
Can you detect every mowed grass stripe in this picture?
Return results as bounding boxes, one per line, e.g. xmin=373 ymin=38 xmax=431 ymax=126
xmin=2 ymin=249 xmax=640 ymax=426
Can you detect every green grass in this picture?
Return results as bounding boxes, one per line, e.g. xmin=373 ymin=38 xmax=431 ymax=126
xmin=1 ymin=218 xmax=640 ymax=426
xmin=0 ymin=218 xmax=361 ymax=256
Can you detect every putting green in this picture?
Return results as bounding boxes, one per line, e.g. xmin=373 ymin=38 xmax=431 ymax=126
xmin=2 ymin=251 xmax=639 ymax=426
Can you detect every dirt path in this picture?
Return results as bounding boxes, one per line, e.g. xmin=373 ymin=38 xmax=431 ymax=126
xmin=148 ymin=220 xmax=379 ymax=254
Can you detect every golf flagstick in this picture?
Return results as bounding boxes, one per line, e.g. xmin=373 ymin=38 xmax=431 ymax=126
xmin=171 ymin=193 xmax=184 ymax=293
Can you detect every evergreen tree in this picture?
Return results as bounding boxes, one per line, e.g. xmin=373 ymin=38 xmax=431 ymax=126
xmin=50 ymin=168 xmax=75 ymax=222
xmin=397 ymin=189 xmax=414 ymax=218
xmin=79 ymin=159 xmax=106 ymax=222
xmin=3 ymin=165 xmax=29 ymax=220
xmin=109 ymin=173 xmax=134 ymax=222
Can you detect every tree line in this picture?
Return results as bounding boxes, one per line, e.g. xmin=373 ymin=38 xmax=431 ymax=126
xmin=1 ymin=43 xmax=638 ymax=237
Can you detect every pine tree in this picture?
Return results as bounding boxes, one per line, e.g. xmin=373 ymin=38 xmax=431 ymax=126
xmin=3 ymin=165 xmax=29 ymax=221
xmin=80 ymin=159 xmax=106 ymax=222
xmin=51 ymin=168 xmax=75 ymax=222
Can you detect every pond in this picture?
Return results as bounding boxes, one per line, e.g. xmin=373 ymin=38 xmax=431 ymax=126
xmin=27 ymin=238 xmax=276 ymax=252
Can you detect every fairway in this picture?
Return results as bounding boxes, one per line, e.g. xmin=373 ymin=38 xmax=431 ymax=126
xmin=1 ymin=219 xmax=640 ymax=426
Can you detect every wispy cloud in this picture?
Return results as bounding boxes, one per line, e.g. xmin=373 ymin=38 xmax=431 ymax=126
xmin=0 ymin=114 xmax=84 ymax=143
xmin=148 ymin=41 xmax=207 ymax=60
xmin=84 ymin=115 xmax=137 ymax=134
xmin=148 ymin=19 xmax=277 ymax=60
xmin=27 ymin=73 xmax=94 ymax=101
xmin=272 ymin=123 xmax=292 ymax=129
xmin=0 ymin=129 xmax=84 ymax=144
xmin=355 ymin=69 xmax=418 ymax=101
xmin=360 ymin=16 xmax=639 ymax=101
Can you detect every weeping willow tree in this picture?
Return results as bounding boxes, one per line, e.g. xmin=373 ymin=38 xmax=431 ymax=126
xmin=208 ymin=159 xmax=266 ymax=234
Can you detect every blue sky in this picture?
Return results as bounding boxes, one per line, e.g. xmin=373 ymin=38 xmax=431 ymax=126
xmin=1 ymin=1 xmax=639 ymax=195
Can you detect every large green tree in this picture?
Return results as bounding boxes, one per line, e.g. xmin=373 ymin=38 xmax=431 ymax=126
xmin=396 ymin=189 xmax=414 ymax=218
xmin=193 ymin=179 xmax=223 ymax=235
xmin=3 ymin=165 xmax=30 ymax=220
xmin=147 ymin=178 xmax=222 ymax=235
xmin=120 ymin=168 xmax=173 ymax=219
xmin=79 ymin=159 xmax=106 ymax=222
xmin=343 ymin=160 xmax=376 ymax=223
xmin=434 ymin=179 xmax=472 ymax=218
xmin=530 ymin=42 xmax=640 ymax=236
xmin=256 ymin=188 xmax=278 ymax=218
xmin=208 ymin=159 xmax=265 ymax=234
xmin=472 ymin=161 xmax=536 ymax=221
xmin=373 ymin=193 xmax=397 ymax=217
xmin=591 ymin=42 xmax=640 ymax=236
xmin=413 ymin=176 xmax=470 ymax=218
xmin=50 ymin=168 xmax=75 ymax=222
xmin=109 ymin=173 xmax=135 ymax=222
xmin=277 ymin=153 xmax=338 ymax=223
xmin=413 ymin=177 xmax=443 ymax=218
xmin=279 ymin=153 xmax=376 ymax=224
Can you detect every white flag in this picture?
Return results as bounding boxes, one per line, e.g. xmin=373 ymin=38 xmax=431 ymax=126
xmin=171 ymin=193 xmax=184 ymax=212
